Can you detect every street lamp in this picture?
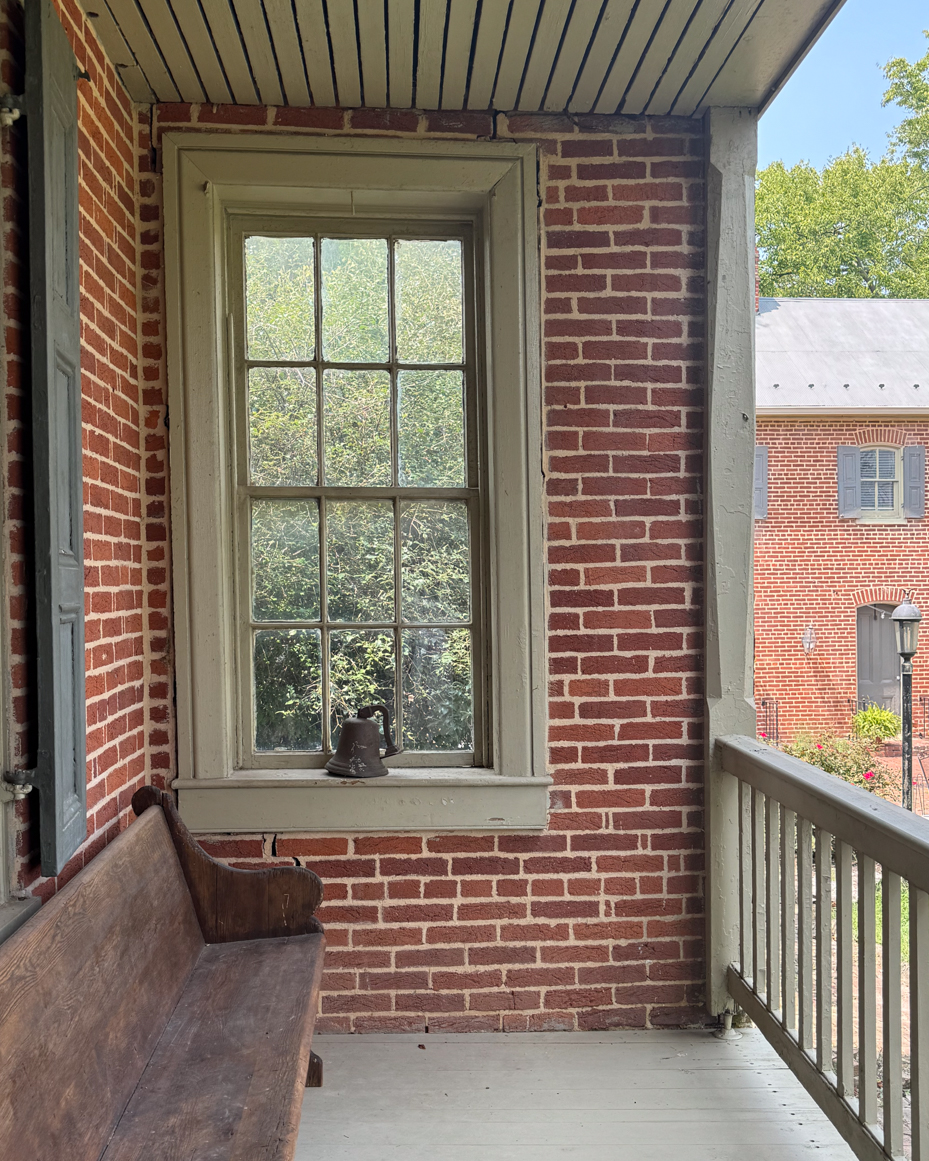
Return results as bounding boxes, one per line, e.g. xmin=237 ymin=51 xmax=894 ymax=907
xmin=892 ymin=592 xmax=921 ymax=811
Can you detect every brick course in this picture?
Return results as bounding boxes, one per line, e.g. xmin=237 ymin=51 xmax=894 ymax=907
xmin=755 ymin=417 xmax=929 ymax=741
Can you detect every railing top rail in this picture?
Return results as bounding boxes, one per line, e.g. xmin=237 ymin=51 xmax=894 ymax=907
xmin=719 ymin=734 xmax=929 ymax=895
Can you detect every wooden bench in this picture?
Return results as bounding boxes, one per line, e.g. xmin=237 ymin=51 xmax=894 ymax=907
xmin=0 ymin=786 xmax=325 ymax=1160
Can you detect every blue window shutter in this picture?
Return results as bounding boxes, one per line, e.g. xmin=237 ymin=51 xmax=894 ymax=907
xmin=904 ymin=446 xmax=925 ymax=518
xmin=837 ymin=446 xmax=861 ymax=518
xmin=753 ymin=446 xmax=768 ymax=519
xmin=26 ymin=1 xmax=86 ymax=876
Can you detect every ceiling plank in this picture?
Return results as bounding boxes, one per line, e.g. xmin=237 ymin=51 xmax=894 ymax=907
xmin=264 ymin=0 xmax=311 ymax=105
xmin=416 ymin=0 xmax=447 ymax=111
xmin=568 ymin=0 xmax=635 ymax=112
xmin=135 ymin=0 xmax=205 ymax=102
xmin=105 ymin=0 xmax=180 ymax=100
xmin=386 ymin=0 xmax=415 ymax=107
xmin=620 ymin=0 xmax=704 ymax=113
xmin=230 ymin=0 xmax=284 ymax=105
xmin=594 ymin=0 xmax=668 ymax=114
xmin=165 ymin=0 xmax=232 ymax=104
xmin=199 ymin=0 xmax=260 ymax=104
xmin=493 ymin=0 xmax=542 ymax=110
xmin=440 ymin=0 xmax=478 ymax=110
xmin=293 ymin=0 xmax=336 ymax=106
xmin=356 ymin=0 xmax=388 ymax=107
xmin=669 ymin=0 xmax=761 ymax=115
xmin=326 ymin=2 xmax=362 ymax=106
xmin=644 ymin=0 xmax=731 ymax=115
xmin=518 ymin=0 xmax=572 ymax=111
xmin=542 ymin=0 xmax=603 ymax=111
xmin=82 ymin=5 xmax=155 ymax=101
xmin=466 ymin=0 xmax=508 ymax=108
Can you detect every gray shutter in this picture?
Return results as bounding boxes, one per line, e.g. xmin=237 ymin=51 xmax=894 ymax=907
xmin=753 ymin=446 xmax=768 ymax=519
xmin=837 ymin=446 xmax=861 ymax=518
xmin=26 ymin=1 xmax=86 ymax=876
xmin=904 ymin=445 xmax=926 ymax=518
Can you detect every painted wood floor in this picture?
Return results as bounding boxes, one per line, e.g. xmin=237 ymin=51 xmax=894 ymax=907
xmin=297 ymin=1029 xmax=857 ymax=1160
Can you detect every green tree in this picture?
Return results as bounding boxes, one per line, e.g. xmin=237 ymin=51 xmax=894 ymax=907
xmin=884 ymin=30 xmax=929 ymax=167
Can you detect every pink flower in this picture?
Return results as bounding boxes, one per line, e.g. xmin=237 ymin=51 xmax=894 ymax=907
xmin=760 ymin=732 xmax=767 ymax=738
xmin=865 ymin=770 xmax=874 ymax=780
xmin=816 ymin=744 xmax=823 ymax=750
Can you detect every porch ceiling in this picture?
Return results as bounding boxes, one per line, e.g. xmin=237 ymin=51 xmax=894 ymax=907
xmin=84 ymin=0 xmax=844 ymax=117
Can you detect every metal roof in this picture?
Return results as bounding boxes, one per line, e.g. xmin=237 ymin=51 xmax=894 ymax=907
xmin=756 ymin=297 xmax=929 ymax=415
xmin=83 ymin=0 xmax=844 ymax=116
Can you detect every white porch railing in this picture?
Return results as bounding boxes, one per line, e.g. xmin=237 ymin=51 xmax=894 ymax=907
xmin=719 ymin=735 xmax=929 ymax=1161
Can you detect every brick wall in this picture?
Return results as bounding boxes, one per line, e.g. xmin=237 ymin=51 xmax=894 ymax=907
xmin=141 ymin=104 xmax=707 ymax=1031
xmin=755 ymin=417 xmax=929 ymax=742
xmin=3 ymin=0 xmax=163 ymax=899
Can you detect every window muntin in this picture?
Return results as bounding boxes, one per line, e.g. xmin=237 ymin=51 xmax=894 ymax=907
xmin=233 ymin=221 xmax=482 ymax=768
xmin=860 ymin=447 xmax=902 ymax=519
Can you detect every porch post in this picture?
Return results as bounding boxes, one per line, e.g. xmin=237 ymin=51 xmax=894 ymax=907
xmin=704 ymin=107 xmax=758 ymax=1017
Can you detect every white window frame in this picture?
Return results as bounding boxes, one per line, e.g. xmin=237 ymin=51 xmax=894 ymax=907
xmin=859 ymin=445 xmax=903 ymax=523
xmin=163 ymin=133 xmax=548 ymax=831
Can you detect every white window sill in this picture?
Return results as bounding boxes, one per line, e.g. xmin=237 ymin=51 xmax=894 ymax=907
xmin=172 ymin=769 xmax=552 ymax=833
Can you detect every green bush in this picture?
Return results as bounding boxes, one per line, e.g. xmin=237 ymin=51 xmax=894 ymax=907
xmin=852 ymin=704 xmax=901 ymax=745
xmin=781 ymin=732 xmax=893 ymax=794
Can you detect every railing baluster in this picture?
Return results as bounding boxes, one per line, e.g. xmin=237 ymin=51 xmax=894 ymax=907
xmin=913 ymin=884 xmax=929 ymax=1161
xmin=781 ymin=806 xmax=797 ymax=1034
xmin=798 ymin=817 xmax=814 ymax=1052
xmin=752 ymin=786 xmax=766 ymax=997
xmin=739 ymin=779 xmax=752 ymax=981
xmin=858 ymin=854 xmax=877 ymax=1127
xmin=766 ymin=795 xmax=781 ymax=1016
xmin=881 ymin=869 xmax=903 ymax=1155
xmin=835 ymin=841 xmax=854 ymax=1101
xmin=815 ymin=828 xmax=833 ymax=1074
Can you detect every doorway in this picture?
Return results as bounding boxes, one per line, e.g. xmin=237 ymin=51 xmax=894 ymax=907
xmin=856 ymin=604 xmax=900 ymax=710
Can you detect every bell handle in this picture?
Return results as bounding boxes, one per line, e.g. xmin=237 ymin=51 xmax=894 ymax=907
xmin=360 ymin=704 xmax=401 ymax=758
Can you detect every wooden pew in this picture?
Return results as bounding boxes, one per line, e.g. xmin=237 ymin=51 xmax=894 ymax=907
xmin=0 ymin=786 xmax=325 ymax=1161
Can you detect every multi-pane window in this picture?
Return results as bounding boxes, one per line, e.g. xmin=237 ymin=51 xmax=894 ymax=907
xmin=234 ymin=225 xmax=481 ymax=765
xmin=860 ymin=448 xmax=899 ymax=514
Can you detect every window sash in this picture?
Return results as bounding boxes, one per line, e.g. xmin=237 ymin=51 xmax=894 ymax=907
xmin=860 ymin=448 xmax=901 ymax=514
xmin=228 ymin=216 xmax=486 ymax=769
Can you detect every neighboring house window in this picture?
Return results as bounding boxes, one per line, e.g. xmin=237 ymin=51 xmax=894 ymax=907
xmin=164 ymin=136 xmax=546 ymax=831
xmin=837 ymin=444 xmax=925 ymax=522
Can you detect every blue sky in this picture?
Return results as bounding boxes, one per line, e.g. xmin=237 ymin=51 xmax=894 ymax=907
xmin=758 ymin=0 xmax=928 ymax=170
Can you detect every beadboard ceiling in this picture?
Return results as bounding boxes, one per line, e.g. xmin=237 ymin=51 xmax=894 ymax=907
xmin=82 ymin=0 xmax=844 ymax=116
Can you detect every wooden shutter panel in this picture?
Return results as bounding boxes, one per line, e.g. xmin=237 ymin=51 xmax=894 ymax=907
xmin=26 ymin=1 xmax=86 ymax=876
xmin=904 ymin=445 xmax=926 ymax=518
xmin=837 ymin=446 xmax=861 ymax=518
xmin=753 ymin=446 xmax=768 ymax=519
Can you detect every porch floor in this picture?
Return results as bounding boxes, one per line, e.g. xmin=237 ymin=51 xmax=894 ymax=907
xmin=297 ymin=1029 xmax=856 ymax=1160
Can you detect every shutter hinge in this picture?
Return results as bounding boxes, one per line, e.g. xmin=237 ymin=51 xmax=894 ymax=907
xmin=0 ymin=94 xmax=25 ymax=128
xmin=0 ymin=768 xmax=34 ymax=802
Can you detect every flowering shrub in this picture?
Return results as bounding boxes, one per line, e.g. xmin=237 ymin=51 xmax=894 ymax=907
xmin=852 ymin=705 xmax=901 ymax=745
xmin=781 ymin=732 xmax=893 ymax=795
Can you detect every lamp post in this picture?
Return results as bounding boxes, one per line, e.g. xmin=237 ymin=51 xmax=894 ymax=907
xmin=892 ymin=592 xmax=921 ymax=811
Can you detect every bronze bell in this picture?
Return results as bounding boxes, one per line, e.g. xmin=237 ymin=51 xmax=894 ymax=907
xmin=325 ymin=704 xmax=400 ymax=779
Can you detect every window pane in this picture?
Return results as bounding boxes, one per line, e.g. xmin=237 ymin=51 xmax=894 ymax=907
xmin=248 ymin=367 xmax=317 ymax=486
xmin=402 ymin=628 xmax=472 ymax=751
xmin=330 ymin=629 xmax=395 ymax=746
xmin=398 ymin=370 xmax=465 ymax=487
xmin=860 ymin=449 xmax=877 ymax=479
xmin=862 ymin=481 xmax=876 ymax=509
xmin=321 ymin=237 xmax=388 ymax=362
xmin=254 ymin=629 xmax=322 ymax=751
xmin=246 ymin=236 xmax=315 ymax=361
xmin=323 ymin=369 xmax=391 ymax=485
xmin=401 ymin=501 xmax=470 ymax=623
xmin=877 ymin=481 xmax=895 ymax=509
xmin=327 ymin=500 xmax=395 ymax=622
xmin=252 ymin=500 xmax=319 ymax=621
xmin=878 ymin=449 xmax=897 ymax=479
xmin=395 ymin=239 xmax=463 ymax=364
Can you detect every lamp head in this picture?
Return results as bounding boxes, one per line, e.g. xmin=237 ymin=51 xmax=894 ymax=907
xmin=892 ymin=592 xmax=922 ymax=659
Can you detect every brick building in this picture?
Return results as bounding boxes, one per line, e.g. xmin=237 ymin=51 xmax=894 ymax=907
xmin=0 ymin=0 xmax=841 ymax=1035
xmin=754 ymin=296 xmax=929 ymax=743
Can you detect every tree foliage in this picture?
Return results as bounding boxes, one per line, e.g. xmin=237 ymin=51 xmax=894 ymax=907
xmin=884 ymin=31 xmax=929 ymax=168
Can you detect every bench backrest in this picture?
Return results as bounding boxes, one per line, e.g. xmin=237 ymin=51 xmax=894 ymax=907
xmin=0 ymin=808 xmax=204 ymax=1160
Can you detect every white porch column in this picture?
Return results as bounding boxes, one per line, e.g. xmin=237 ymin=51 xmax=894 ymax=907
xmin=704 ymin=106 xmax=758 ymax=1017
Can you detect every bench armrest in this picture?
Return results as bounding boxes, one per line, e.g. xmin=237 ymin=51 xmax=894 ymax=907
xmin=132 ymin=787 xmax=323 ymax=942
